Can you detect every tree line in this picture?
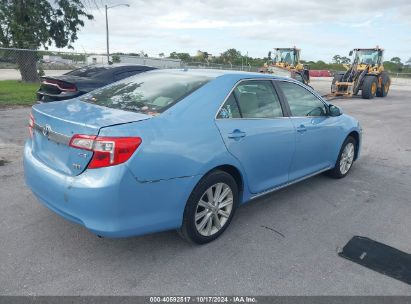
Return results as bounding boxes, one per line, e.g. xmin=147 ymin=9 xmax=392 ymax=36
xmin=166 ymin=49 xmax=411 ymax=73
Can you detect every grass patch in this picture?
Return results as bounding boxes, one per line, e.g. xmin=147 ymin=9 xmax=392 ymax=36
xmin=0 ymin=80 xmax=38 ymax=106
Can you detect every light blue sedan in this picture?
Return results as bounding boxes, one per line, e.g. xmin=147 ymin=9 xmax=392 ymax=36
xmin=24 ymin=69 xmax=361 ymax=244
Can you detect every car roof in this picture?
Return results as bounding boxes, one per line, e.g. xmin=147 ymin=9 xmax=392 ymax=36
xmin=111 ymin=64 xmax=156 ymax=69
xmin=65 ymin=64 xmax=157 ymax=79
xmin=78 ymin=64 xmax=156 ymax=70
xmin=149 ymin=68 xmax=291 ymax=81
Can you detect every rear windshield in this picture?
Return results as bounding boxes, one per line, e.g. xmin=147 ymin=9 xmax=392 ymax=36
xmin=80 ymin=72 xmax=212 ymax=115
xmin=66 ymin=66 xmax=109 ymax=77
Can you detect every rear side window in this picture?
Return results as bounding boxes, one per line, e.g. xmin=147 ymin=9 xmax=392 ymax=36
xmin=277 ymin=81 xmax=327 ymax=117
xmin=217 ymin=94 xmax=241 ymax=119
xmin=81 ymin=72 xmax=212 ymax=115
xmin=113 ymin=70 xmax=141 ymax=81
xmin=217 ymin=80 xmax=283 ymax=119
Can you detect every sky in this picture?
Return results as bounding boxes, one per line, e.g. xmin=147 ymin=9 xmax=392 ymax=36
xmin=65 ymin=0 xmax=411 ymax=63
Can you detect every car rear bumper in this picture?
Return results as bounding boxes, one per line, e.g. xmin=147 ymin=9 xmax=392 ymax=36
xmin=23 ymin=141 xmax=200 ymax=238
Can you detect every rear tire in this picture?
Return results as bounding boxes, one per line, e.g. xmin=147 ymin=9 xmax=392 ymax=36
xmin=327 ymin=136 xmax=356 ymax=179
xmin=179 ymin=170 xmax=238 ymax=244
xmin=376 ymin=73 xmax=390 ymax=97
xmin=361 ymin=76 xmax=378 ymax=99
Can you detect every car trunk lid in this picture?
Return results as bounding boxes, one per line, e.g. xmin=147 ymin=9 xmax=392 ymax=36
xmin=31 ymin=99 xmax=151 ymax=176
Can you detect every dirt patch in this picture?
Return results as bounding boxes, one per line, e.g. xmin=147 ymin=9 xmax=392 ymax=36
xmin=0 ymin=159 xmax=10 ymax=166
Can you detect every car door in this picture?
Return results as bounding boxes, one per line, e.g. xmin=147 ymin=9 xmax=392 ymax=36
xmin=215 ymin=79 xmax=295 ymax=194
xmin=275 ymin=80 xmax=342 ymax=181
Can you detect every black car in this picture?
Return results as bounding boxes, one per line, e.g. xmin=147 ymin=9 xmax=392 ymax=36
xmin=37 ymin=64 xmax=157 ymax=102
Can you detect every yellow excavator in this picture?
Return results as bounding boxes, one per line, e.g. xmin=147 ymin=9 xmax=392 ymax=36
xmin=331 ymin=47 xmax=391 ymax=99
xmin=262 ymin=47 xmax=310 ymax=85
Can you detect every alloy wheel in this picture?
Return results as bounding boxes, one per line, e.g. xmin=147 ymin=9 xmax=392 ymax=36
xmin=340 ymin=142 xmax=355 ymax=174
xmin=195 ymin=183 xmax=233 ymax=236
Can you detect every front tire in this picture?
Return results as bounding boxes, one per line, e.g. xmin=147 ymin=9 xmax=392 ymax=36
xmin=179 ymin=170 xmax=238 ymax=244
xmin=361 ymin=76 xmax=378 ymax=99
xmin=327 ymin=136 xmax=356 ymax=179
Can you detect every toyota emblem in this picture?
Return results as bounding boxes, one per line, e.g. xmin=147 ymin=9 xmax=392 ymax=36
xmin=42 ymin=124 xmax=51 ymax=137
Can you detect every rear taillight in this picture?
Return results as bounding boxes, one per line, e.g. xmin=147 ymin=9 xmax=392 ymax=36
xmin=58 ymin=81 xmax=77 ymax=92
xmin=69 ymin=135 xmax=142 ymax=169
xmin=28 ymin=113 xmax=34 ymax=137
xmin=41 ymin=79 xmax=77 ymax=92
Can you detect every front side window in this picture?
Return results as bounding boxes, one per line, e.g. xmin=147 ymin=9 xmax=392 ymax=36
xmin=273 ymin=49 xmax=296 ymax=66
xmin=277 ymin=81 xmax=327 ymax=117
xmin=81 ymin=72 xmax=211 ymax=115
xmin=354 ymin=49 xmax=380 ymax=65
xmin=218 ymin=80 xmax=283 ymax=119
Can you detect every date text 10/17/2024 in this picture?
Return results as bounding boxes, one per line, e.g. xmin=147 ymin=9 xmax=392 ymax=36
xmin=149 ymin=296 xmax=257 ymax=303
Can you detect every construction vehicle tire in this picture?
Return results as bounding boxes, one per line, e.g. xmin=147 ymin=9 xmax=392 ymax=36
xmin=362 ymin=76 xmax=378 ymax=99
xmin=376 ymin=72 xmax=390 ymax=97
xmin=332 ymin=73 xmax=343 ymax=85
xmin=331 ymin=73 xmax=343 ymax=93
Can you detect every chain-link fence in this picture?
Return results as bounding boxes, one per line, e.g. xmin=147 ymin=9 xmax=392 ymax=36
xmin=390 ymin=72 xmax=411 ymax=78
xmin=183 ymin=61 xmax=260 ymax=72
xmin=0 ymin=47 xmax=182 ymax=82
xmin=0 ymin=47 xmax=264 ymax=82
xmin=0 ymin=47 xmax=86 ymax=82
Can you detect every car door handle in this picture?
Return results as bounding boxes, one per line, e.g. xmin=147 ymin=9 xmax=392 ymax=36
xmin=228 ymin=129 xmax=246 ymax=139
xmin=296 ymin=124 xmax=307 ymax=133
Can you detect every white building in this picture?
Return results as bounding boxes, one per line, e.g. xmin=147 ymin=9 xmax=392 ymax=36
xmin=42 ymin=55 xmax=73 ymax=65
xmin=86 ymin=54 xmax=181 ymax=68
xmin=117 ymin=55 xmax=181 ymax=68
xmin=86 ymin=55 xmax=111 ymax=65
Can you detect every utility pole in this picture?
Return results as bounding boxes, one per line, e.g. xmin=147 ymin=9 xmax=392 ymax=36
xmin=105 ymin=5 xmax=109 ymax=64
xmin=105 ymin=4 xmax=130 ymax=65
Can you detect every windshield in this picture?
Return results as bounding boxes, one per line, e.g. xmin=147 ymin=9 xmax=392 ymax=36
xmin=66 ymin=66 xmax=109 ymax=77
xmin=273 ymin=50 xmax=296 ymax=65
xmin=80 ymin=72 xmax=212 ymax=115
xmin=354 ymin=50 xmax=380 ymax=65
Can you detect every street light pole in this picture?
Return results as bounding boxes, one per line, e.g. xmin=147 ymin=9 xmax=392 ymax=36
xmin=105 ymin=3 xmax=130 ymax=65
xmin=105 ymin=5 xmax=109 ymax=65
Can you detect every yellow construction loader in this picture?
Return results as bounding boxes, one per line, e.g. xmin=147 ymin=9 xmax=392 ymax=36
xmin=331 ymin=47 xmax=391 ymax=99
xmin=262 ymin=47 xmax=310 ymax=85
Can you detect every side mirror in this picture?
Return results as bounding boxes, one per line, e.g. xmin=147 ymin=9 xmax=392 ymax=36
xmin=329 ymin=104 xmax=343 ymax=116
xmin=349 ymin=50 xmax=353 ymax=56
